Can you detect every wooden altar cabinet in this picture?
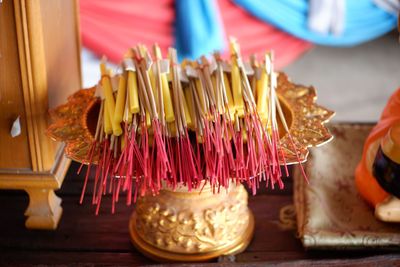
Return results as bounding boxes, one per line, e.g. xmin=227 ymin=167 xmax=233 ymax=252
xmin=0 ymin=0 xmax=81 ymax=229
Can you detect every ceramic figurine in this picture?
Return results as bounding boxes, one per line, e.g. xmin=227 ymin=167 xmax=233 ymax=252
xmin=355 ymin=89 xmax=400 ymax=222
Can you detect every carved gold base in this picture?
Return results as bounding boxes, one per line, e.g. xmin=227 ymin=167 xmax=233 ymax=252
xmin=129 ymin=184 xmax=254 ymax=262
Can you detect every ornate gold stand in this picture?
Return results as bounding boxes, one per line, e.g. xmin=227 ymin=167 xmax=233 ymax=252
xmin=129 ymin=184 xmax=254 ymax=262
xmin=48 ymin=73 xmax=334 ymax=260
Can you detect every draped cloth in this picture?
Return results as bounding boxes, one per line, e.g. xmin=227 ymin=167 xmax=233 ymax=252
xmin=79 ymin=0 xmax=312 ymax=68
xmin=374 ymin=0 xmax=400 ymax=14
xmin=175 ymin=0 xmax=225 ymax=60
xmin=308 ymin=0 xmax=345 ymax=36
xmin=218 ymin=0 xmax=312 ymax=69
xmin=233 ymin=0 xmax=398 ymax=46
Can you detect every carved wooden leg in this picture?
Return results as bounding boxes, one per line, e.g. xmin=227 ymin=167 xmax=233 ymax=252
xmin=0 ymin=151 xmax=70 ymax=230
xmin=24 ymin=188 xmax=63 ymax=230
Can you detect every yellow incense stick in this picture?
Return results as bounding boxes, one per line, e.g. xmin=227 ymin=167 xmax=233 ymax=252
xmin=121 ymin=135 xmax=126 ymax=150
xmin=256 ymin=67 xmax=269 ymax=119
xmin=197 ymin=135 xmax=204 ymax=143
xmin=241 ymin=128 xmax=248 ymax=142
xmin=101 ymin=77 xmax=115 ymax=120
xmin=153 ymin=45 xmax=166 ymax=127
xmin=127 ymin=71 xmax=139 ymax=114
xmin=195 ymin=78 xmax=206 ymax=114
xmin=104 ymin=83 xmax=122 ymax=136
xmin=231 ymin=62 xmax=244 ymax=117
xmin=123 ymin=79 xmax=133 ymax=123
xmin=100 ymin=60 xmax=116 ymax=120
xmin=148 ymin=134 xmax=154 ymax=147
xmin=223 ymin=73 xmax=236 ymax=120
xmin=112 ymin=118 xmax=123 ymax=136
xmin=154 ymin=40 xmax=174 ymax=124
xmin=114 ymin=75 xmax=127 ymax=124
xmin=104 ymin=102 xmax=113 ymax=134
xmin=250 ymin=54 xmax=259 ymax=99
xmin=229 ymin=39 xmax=245 ymax=118
xmin=168 ymin=121 xmax=177 ymax=137
xmin=181 ymin=88 xmax=192 ymax=128
xmin=126 ymin=103 xmax=133 ymax=123
xmin=100 ymin=59 xmax=122 ymax=135
xmin=161 ymin=74 xmax=175 ymax=122
xmin=145 ymin=110 xmax=151 ymax=127
xmin=211 ymin=75 xmax=220 ymax=112
xmin=148 ymin=67 xmax=159 ymax=114
xmin=184 ymin=88 xmax=195 ymax=129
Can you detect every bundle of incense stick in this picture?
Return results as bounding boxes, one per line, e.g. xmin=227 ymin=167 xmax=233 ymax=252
xmin=80 ymin=39 xmax=302 ymax=214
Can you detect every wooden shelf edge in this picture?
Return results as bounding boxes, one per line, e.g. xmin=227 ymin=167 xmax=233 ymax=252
xmin=0 ymin=146 xmax=71 ymax=190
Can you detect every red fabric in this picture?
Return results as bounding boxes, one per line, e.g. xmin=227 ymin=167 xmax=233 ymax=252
xmin=79 ymin=0 xmax=312 ymax=68
xmin=80 ymin=0 xmax=175 ymax=62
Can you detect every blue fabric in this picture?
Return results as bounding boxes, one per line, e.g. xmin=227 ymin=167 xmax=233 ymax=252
xmin=175 ymin=0 xmax=225 ymax=60
xmin=233 ymin=0 xmax=398 ymax=46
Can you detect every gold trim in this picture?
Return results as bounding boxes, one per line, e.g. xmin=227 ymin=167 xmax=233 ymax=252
xmin=46 ymin=88 xmax=96 ymax=163
xmin=276 ymin=73 xmax=334 ymax=163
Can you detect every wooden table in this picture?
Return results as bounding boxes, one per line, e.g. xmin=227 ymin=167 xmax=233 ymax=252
xmin=0 ymin=161 xmax=399 ymax=266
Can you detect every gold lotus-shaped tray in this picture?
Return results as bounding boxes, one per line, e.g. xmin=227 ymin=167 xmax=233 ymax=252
xmin=47 ymin=73 xmax=334 ymax=164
